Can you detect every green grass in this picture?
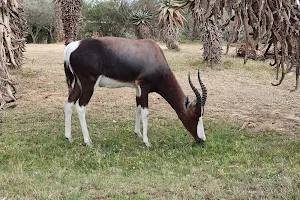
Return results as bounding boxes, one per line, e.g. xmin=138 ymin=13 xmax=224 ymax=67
xmin=222 ymin=58 xmax=272 ymax=71
xmin=179 ymin=35 xmax=200 ymax=44
xmin=1 ymin=109 xmax=299 ymax=199
xmin=1 ymin=43 xmax=299 ymax=199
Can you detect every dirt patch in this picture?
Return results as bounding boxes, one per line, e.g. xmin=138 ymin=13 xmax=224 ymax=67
xmin=14 ymin=43 xmax=300 ymax=137
xmin=201 ymin=69 xmax=300 ymax=135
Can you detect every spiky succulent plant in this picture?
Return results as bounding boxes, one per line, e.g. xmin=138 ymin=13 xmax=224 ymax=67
xmin=158 ymin=0 xmax=185 ymax=51
xmin=131 ymin=10 xmax=152 ymax=26
xmin=158 ymin=0 xmax=185 ymax=29
xmin=130 ymin=10 xmax=152 ymax=39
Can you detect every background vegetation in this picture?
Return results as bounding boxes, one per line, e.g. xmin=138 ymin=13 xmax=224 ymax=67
xmin=23 ymin=0 xmax=198 ymax=43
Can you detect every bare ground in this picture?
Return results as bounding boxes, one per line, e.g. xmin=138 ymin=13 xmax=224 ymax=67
xmin=11 ymin=42 xmax=300 ymax=137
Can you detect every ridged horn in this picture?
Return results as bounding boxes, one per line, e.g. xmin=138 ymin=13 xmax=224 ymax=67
xmin=188 ymin=72 xmax=201 ymax=107
xmin=198 ymin=70 xmax=207 ymax=106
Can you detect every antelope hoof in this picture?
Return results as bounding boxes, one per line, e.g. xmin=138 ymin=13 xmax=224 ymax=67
xmin=83 ymin=141 xmax=93 ymax=147
xmin=199 ymin=139 xmax=205 ymax=143
xmin=134 ymin=132 xmax=142 ymax=138
xmin=145 ymin=142 xmax=152 ymax=148
xmin=65 ymin=137 xmax=71 ymax=143
xmin=195 ymin=139 xmax=205 ymax=146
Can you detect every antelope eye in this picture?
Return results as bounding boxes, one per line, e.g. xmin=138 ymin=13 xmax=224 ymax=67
xmin=191 ymin=113 xmax=199 ymax=120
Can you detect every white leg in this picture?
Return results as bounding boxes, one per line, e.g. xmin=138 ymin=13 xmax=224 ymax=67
xmin=76 ymin=102 xmax=93 ymax=146
xmin=141 ymin=108 xmax=151 ymax=147
xmin=135 ymin=105 xmax=142 ymax=138
xmin=65 ymin=101 xmax=74 ymax=141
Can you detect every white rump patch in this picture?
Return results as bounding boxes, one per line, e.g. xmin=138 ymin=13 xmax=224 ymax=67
xmin=64 ymin=40 xmax=80 ymax=64
xmin=197 ymin=117 xmax=206 ymax=141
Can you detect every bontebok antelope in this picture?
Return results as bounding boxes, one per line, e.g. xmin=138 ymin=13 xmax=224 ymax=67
xmin=63 ymin=37 xmax=207 ymax=147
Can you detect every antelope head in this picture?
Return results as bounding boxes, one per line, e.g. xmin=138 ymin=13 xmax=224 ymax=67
xmin=183 ymin=71 xmax=207 ymax=143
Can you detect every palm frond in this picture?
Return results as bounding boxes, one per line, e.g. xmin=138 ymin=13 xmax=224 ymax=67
xmin=157 ymin=0 xmax=185 ymax=29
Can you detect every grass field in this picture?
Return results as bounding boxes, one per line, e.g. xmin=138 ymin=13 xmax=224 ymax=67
xmin=0 ymin=42 xmax=300 ymax=199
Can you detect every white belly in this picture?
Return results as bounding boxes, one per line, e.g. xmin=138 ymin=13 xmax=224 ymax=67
xmin=95 ymin=75 xmax=136 ymax=89
xmin=94 ymin=75 xmax=141 ymax=97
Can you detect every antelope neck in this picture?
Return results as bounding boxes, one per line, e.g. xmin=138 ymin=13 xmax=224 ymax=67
xmin=156 ymin=71 xmax=188 ymax=119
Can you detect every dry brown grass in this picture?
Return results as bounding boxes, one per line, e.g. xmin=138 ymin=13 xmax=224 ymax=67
xmin=12 ymin=42 xmax=300 ymax=136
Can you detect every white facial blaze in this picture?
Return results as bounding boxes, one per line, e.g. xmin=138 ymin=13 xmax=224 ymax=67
xmin=197 ymin=116 xmax=206 ymax=141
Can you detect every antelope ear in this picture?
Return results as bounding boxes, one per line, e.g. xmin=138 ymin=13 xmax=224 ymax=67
xmin=184 ymin=96 xmax=190 ymax=110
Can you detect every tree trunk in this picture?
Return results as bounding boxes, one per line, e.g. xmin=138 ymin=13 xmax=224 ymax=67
xmin=0 ymin=0 xmax=27 ymax=109
xmin=56 ymin=0 xmax=83 ymax=45
xmin=44 ymin=26 xmax=54 ymax=43
xmin=161 ymin=24 xmax=180 ymax=51
xmin=202 ymin=19 xmax=222 ymax=65
xmin=48 ymin=26 xmax=54 ymax=43
xmin=54 ymin=0 xmax=64 ymax=42
xmin=29 ymin=26 xmax=42 ymax=44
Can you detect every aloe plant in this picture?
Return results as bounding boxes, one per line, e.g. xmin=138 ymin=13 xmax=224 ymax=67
xmin=158 ymin=0 xmax=185 ymax=51
xmin=130 ymin=10 xmax=152 ymax=39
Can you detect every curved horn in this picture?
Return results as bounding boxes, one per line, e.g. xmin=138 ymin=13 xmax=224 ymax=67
xmin=188 ymin=72 xmax=201 ymax=107
xmin=198 ymin=70 xmax=207 ymax=106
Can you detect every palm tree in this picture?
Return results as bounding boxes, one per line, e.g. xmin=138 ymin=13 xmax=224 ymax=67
xmin=55 ymin=0 xmax=83 ymax=45
xmin=158 ymin=0 xmax=185 ymax=51
xmin=54 ymin=0 xmax=64 ymax=42
xmin=174 ymin=0 xmax=222 ymax=64
xmin=0 ymin=0 xmax=27 ymax=108
xmin=130 ymin=10 xmax=152 ymax=39
xmin=201 ymin=19 xmax=222 ymax=64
